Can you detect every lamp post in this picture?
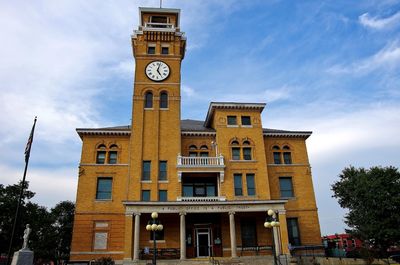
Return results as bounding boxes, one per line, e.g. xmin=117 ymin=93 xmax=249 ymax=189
xmin=264 ymin=209 xmax=281 ymax=265
xmin=146 ymin=212 xmax=163 ymax=265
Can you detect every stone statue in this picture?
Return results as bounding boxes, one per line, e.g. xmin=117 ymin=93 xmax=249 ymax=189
xmin=22 ymin=224 xmax=31 ymax=250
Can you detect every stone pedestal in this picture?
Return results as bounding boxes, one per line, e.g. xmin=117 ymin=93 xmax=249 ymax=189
xmin=11 ymin=249 xmax=34 ymax=265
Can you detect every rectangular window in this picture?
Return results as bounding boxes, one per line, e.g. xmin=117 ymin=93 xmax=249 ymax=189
xmin=246 ymin=174 xmax=256 ymax=196
xmin=147 ymin=46 xmax=155 ymax=54
xmin=287 ymin=218 xmax=301 ymax=246
xmin=243 ymin=147 xmax=252 ymax=160
xmin=189 ymin=152 xmax=197 ymax=157
xmin=234 ymin=174 xmax=243 ymax=196
xmin=279 ymin=177 xmax=294 ymax=198
xmin=227 ymin=116 xmax=237 ymax=125
xmin=232 ymin=147 xmax=241 ymax=160
xmin=96 ymin=177 xmax=112 ymax=200
xmin=142 ymin=161 xmax=151 ymax=180
xmin=159 ymin=190 xmax=167 ymax=201
xmin=142 ymin=190 xmax=150 ymax=201
xmin=241 ymin=116 xmax=251 ymax=126
xmin=93 ymin=232 xmax=108 ymax=250
xmin=240 ymin=219 xmax=257 ymax=247
xmin=96 ymin=151 xmax=106 ymax=164
xmin=273 ymin=152 xmax=281 ymax=164
xmin=283 ymin=152 xmax=292 ymax=164
xmin=183 ymin=185 xmax=193 ymax=197
xmin=108 ymin=151 xmax=117 ymax=164
xmin=161 ymin=46 xmax=169 ymax=54
xmin=159 ymin=161 xmax=167 ymax=180
xmin=200 ymin=152 xmax=209 ymax=157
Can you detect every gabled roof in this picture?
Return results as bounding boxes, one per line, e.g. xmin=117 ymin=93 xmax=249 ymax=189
xmin=204 ymin=102 xmax=266 ymax=127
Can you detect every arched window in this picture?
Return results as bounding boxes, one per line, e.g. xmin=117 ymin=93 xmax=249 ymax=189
xmin=160 ymin=92 xmax=168 ymax=108
xmin=108 ymin=144 xmax=118 ymax=164
xmin=96 ymin=144 xmax=107 ymax=164
xmin=145 ymin=91 xmax=153 ymax=108
xmin=282 ymin=146 xmax=292 ymax=164
xmin=231 ymin=140 xmax=239 ymax=145
xmin=199 ymin=145 xmax=209 ymax=157
xmin=272 ymin=145 xmax=292 ymax=164
xmin=96 ymin=144 xmax=119 ymax=164
xmin=189 ymin=145 xmax=197 ymax=157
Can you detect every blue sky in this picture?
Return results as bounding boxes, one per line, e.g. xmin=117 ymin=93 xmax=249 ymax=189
xmin=0 ymin=0 xmax=399 ymax=235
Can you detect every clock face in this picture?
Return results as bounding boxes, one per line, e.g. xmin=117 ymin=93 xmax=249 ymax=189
xmin=145 ymin=61 xmax=170 ymax=82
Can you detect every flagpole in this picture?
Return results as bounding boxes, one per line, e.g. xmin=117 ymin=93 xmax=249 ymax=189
xmin=6 ymin=117 xmax=37 ymax=265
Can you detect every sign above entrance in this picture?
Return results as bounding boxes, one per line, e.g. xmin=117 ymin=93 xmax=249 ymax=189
xmin=124 ymin=200 xmax=287 ymax=214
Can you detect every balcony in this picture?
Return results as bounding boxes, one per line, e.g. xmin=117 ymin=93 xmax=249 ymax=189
xmin=177 ymin=155 xmax=225 ymax=168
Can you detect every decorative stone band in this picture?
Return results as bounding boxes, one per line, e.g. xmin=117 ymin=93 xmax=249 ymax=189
xmin=123 ymin=200 xmax=287 ymax=215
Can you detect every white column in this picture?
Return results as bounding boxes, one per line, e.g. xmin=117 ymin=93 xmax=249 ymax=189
xmin=133 ymin=213 xmax=141 ymax=261
xmin=273 ymin=226 xmax=281 ymax=256
xmin=180 ymin=212 xmax=186 ymax=259
xmin=229 ymin=211 xmax=237 ymax=258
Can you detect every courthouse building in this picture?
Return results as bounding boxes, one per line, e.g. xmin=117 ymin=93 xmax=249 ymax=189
xmin=70 ymin=7 xmax=322 ymax=264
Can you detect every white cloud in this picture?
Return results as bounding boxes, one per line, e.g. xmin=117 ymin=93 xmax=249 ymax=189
xmin=217 ymin=85 xmax=295 ymax=103
xmin=181 ymin=85 xmax=197 ymax=97
xmin=359 ymin=11 xmax=400 ymax=30
xmin=327 ymin=41 xmax=400 ymax=74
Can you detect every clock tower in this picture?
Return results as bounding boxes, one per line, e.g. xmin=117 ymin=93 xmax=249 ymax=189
xmin=128 ymin=8 xmax=186 ymax=201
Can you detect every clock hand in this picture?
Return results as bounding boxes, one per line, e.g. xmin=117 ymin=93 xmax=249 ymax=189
xmin=157 ymin=62 xmax=162 ymax=76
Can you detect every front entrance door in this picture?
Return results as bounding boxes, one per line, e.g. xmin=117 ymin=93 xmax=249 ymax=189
xmin=196 ymin=228 xmax=210 ymax=257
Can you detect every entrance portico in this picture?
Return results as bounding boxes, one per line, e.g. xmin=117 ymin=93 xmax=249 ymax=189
xmin=123 ymin=200 xmax=289 ymax=262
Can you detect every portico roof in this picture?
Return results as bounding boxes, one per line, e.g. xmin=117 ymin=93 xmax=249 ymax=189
xmin=123 ymin=199 xmax=288 ymax=214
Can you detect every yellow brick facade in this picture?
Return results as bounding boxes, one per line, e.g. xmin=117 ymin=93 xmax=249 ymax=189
xmin=70 ymin=7 xmax=321 ymax=264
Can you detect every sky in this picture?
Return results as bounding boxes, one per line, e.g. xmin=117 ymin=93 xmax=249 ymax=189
xmin=0 ymin=0 xmax=399 ymax=236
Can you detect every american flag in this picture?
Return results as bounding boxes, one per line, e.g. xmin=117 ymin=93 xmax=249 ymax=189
xmin=24 ymin=117 xmax=37 ymax=163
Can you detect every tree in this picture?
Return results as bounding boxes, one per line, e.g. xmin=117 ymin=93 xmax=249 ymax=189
xmin=0 ymin=181 xmax=35 ymax=255
xmin=0 ymin=182 xmax=75 ymax=264
xmin=51 ymin=201 xmax=75 ymax=262
xmin=331 ymin=166 xmax=400 ymax=255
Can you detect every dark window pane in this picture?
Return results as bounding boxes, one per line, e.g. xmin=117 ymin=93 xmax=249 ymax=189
xmin=283 ymin=152 xmax=292 ymax=164
xmin=147 ymin=46 xmax=155 ymax=54
xmin=246 ymin=174 xmax=255 ymax=196
xmin=145 ymin=92 xmax=153 ymax=108
xmin=234 ymin=174 xmax=242 ymax=196
xmin=241 ymin=116 xmax=251 ymax=125
xmin=273 ymin=152 xmax=281 ymax=164
xmin=142 ymin=161 xmax=151 ymax=180
xmin=161 ymin=47 xmax=169 ymax=54
xmin=287 ymin=218 xmax=301 ymax=246
xmin=96 ymin=178 xmax=112 ymax=200
xmin=232 ymin=148 xmax=240 ymax=160
xmin=206 ymin=185 xmax=216 ymax=196
xmin=189 ymin=145 xmax=197 ymax=150
xmin=227 ymin=116 xmax=237 ymax=125
xmin=108 ymin=151 xmax=117 ymax=164
xmin=183 ymin=185 xmax=193 ymax=197
xmin=151 ymin=16 xmax=168 ymax=23
xmin=279 ymin=177 xmax=294 ymax=197
xmin=272 ymin=145 xmax=280 ymax=150
xmin=241 ymin=219 xmax=257 ymax=247
xmin=96 ymin=151 xmax=106 ymax=164
xmin=189 ymin=152 xmax=197 ymax=157
xmin=200 ymin=152 xmax=209 ymax=157
xmin=194 ymin=185 xmax=206 ymax=196
xmin=142 ymin=190 xmax=150 ymax=201
xmin=159 ymin=161 xmax=167 ymax=180
xmin=159 ymin=190 xmax=167 ymax=201
xmin=243 ymin=147 xmax=252 ymax=160
xmin=160 ymin=92 xmax=168 ymax=108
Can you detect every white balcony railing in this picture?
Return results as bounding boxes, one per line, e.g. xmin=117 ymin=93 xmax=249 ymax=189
xmin=177 ymin=154 xmax=225 ymax=167
xmin=144 ymin=22 xmax=175 ymax=29
xmin=177 ymin=196 xmax=226 ymax=202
